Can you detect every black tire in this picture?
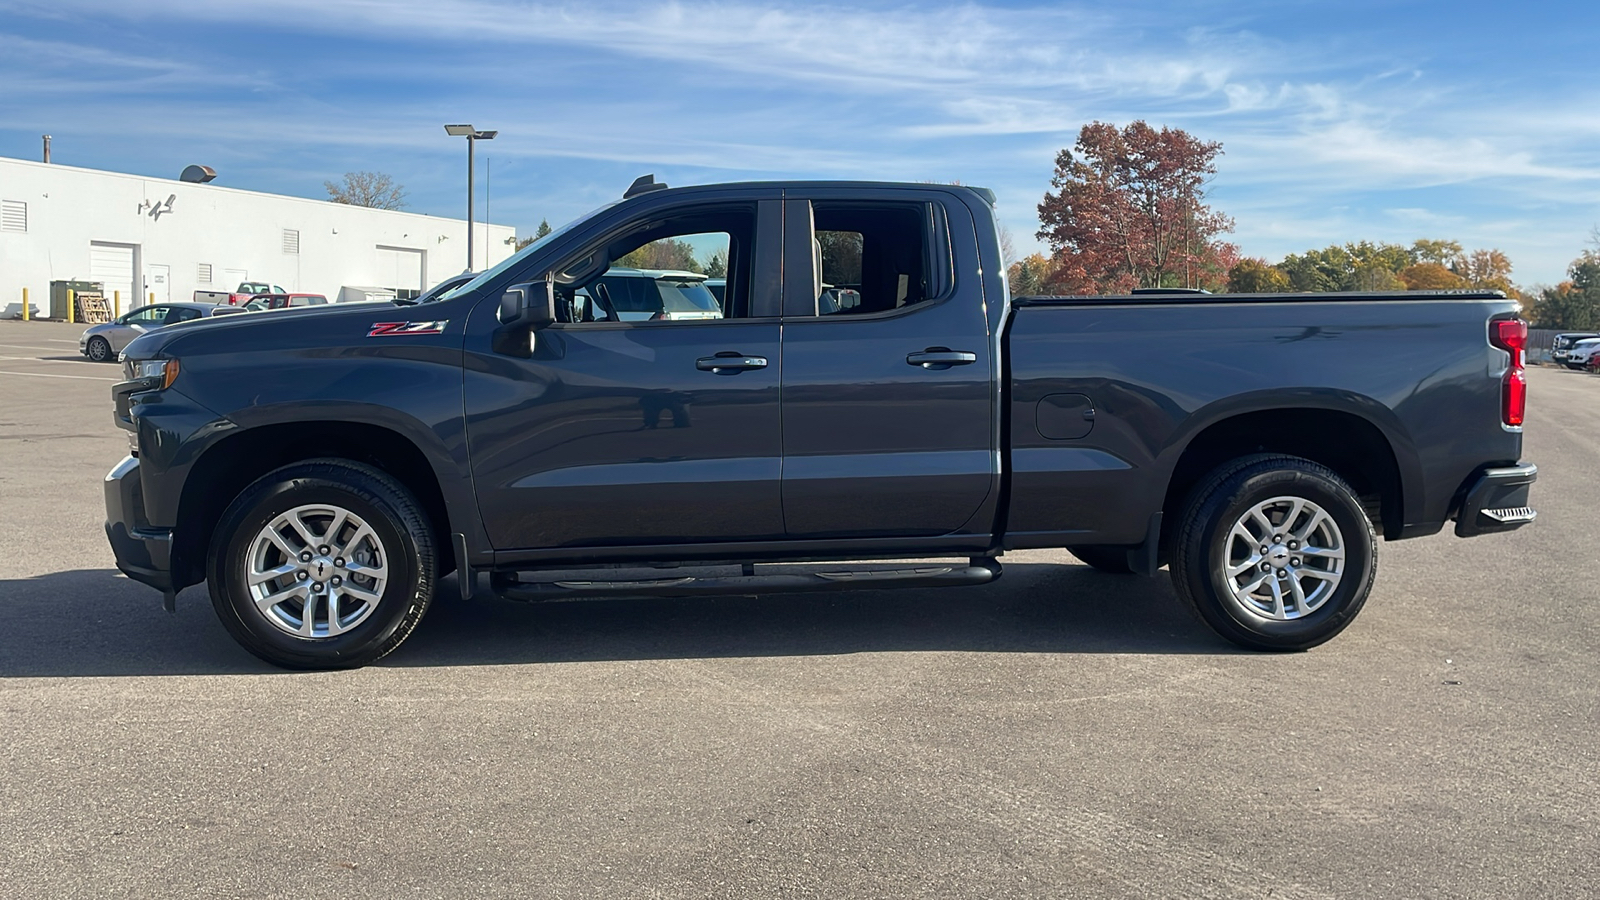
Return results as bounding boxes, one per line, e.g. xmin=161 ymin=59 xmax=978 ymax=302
xmin=1068 ymin=545 xmax=1135 ymax=574
xmin=86 ymin=336 xmax=112 ymax=362
xmin=207 ymin=459 xmax=436 ymax=669
xmin=1169 ymin=454 xmax=1376 ymax=651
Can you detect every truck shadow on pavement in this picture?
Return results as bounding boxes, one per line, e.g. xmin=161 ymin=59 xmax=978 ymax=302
xmin=0 ymin=564 xmax=1236 ymax=677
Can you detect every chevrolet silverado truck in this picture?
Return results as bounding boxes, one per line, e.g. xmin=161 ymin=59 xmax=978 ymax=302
xmin=106 ymin=177 xmax=1538 ymax=669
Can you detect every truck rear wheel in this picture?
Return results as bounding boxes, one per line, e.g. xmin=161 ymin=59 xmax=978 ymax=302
xmin=1169 ymin=455 xmax=1376 ymax=651
xmin=206 ymin=459 xmax=436 ymax=670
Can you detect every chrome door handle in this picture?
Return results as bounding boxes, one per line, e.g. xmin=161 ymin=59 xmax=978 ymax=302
xmin=697 ymin=352 xmax=768 ymax=374
xmin=906 ymin=348 xmax=977 ymax=370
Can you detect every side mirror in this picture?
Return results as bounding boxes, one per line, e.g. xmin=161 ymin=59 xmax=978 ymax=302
xmin=492 ymin=277 xmax=556 ymax=357
xmin=499 ymin=279 xmax=556 ymax=330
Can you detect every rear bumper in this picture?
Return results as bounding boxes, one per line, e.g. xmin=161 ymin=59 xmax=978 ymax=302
xmin=1454 ymin=463 xmax=1537 ymax=537
xmin=103 ymin=455 xmax=175 ymax=592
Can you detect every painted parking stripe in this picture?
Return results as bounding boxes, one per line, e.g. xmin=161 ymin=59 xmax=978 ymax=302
xmin=0 ymin=368 xmax=118 ymax=382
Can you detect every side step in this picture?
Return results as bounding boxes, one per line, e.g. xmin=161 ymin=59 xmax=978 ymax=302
xmin=493 ymin=558 xmax=1002 ymax=603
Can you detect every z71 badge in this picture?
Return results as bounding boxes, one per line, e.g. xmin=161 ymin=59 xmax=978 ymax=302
xmin=367 ymin=320 xmax=448 ymax=337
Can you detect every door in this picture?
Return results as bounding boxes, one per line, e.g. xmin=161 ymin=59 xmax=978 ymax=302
xmin=89 ymin=242 xmax=136 ymax=311
xmin=778 ymin=193 xmax=997 ymax=538
xmin=463 ymin=196 xmax=786 ymax=550
xmin=144 ymin=264 xmax=169 ymax=304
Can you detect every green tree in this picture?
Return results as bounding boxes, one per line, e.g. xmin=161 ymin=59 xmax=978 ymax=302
xmin=1410 ymin=239 xmax=1463 ymax=266
xmin=514 ymin=218 xmax=553 ymax=251
xmin=1227 ymin=258 xmax=1291 ymax=292
xmin=702 ymin=248 xmax=728 ymax=279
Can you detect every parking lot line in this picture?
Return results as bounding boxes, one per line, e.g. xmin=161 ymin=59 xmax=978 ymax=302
xmin=0 ymin=368 xmax=118 ymax=382
xmin=0 ymin=343 xmax=74 ymax=352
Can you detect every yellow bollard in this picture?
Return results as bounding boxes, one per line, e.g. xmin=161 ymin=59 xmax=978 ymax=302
xmin=21 ymin=287 xmax=29 ymax=322
xmin=148 ymin=292 xmax=155 ymax=304
xmin=67 ymin=289 xmax=75 ymax=324
xmin=114 ymin=290 xmax=120 ymax=318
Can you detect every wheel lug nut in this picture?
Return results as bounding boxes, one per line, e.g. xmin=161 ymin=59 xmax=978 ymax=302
xmin=1260 ymin=562 xmax=1271 ymax=572
xmin=297 ymin=571 xmax=309 ymax=581
xmin=1291 ymin=557 xmax=1302 ymax=566
xmin=312 ymin=582 xmax=324 ymax=592
xmin=299 ymin=551 xmax=313 ymax=562
xmin=1276 ymin=569 xmax=1288 ymax=579
xmin=1260 ymin=545 xmax=1270 ymax=554
xmin=331 ymin=576 xmax=342 ymax=587
xmin=1272 ymin=535 xmax=1283 ymax=543
xmin=1288 ymin=540 xmax=1299 ymax=550
xmin=317 ymin=545 xmax=331 ymax=555
xmin=334 ymin=557 xmax=345 ymax=568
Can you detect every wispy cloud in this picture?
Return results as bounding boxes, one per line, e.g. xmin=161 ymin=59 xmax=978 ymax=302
xmin=2 ymin=0 xmax=1599 ymax=281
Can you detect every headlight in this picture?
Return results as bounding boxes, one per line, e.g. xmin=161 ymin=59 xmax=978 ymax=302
xmin=124 ymin=358 xmax=181 ymax=390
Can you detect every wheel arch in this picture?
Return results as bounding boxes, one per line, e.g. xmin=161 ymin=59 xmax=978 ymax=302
xmin=1160 ymin=393 xmax=1415 ymax=541
xmin=171 ymin=419 xmax=459 ymax=588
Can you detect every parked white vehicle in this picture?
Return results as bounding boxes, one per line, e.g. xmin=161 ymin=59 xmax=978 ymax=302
xmin=1564 ymin=337 xmax=1600 ymax=369
xmin=337 ymin=285 xmax=398 ymax=304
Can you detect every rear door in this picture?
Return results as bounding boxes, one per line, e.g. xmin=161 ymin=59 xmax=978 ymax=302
xmin=777 ymin=188 xmax=998 ymax=538
xmin=464 ymin=193 xmax=787 ymax=551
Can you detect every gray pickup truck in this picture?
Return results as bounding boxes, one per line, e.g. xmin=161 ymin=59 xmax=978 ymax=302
xmin=106 ymin=176 xmax=1536 ymax=669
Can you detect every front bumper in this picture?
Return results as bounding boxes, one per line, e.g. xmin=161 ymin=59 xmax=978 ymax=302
xmin=1454 ymin=463 xmax=1537 ymax=537
xmin=104 ymin=455 xmax=175 ymax=593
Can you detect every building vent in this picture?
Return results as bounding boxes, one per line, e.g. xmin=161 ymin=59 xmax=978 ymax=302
xmin=1 ymin=200 xmax=26 ymax=233
xmin=282 ymin=228 xmax=300 ymax=255
xmin=198 ymin=263 xmax=213 ymax=283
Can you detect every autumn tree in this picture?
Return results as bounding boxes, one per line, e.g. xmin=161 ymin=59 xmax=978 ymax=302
xmin=1227 ymin=258 xmax=1291 ymax=293
xmin=1037 ymin=121 xmax=1234 ymax=293
xmin=1451 ymin=248 xmax=1514 ymax=294
xmin=1530 ymin=250 xmax=1600 ymax=328
xmin=1006 ymin=254 xmax=1054 ymax=296
xmin=324 ymin=171 xmax=407 ymax=209
xmin=616 ymin=237 xmax=703 ymax=273
xmin=1398 ymin=263 xmax=1467 ymax=290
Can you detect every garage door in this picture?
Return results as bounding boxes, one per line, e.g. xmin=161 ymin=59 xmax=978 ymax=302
xmin=375 ymin=246 xmax=424 ymax=300
xmin=90 ymin=242 xmax=135 ymax=310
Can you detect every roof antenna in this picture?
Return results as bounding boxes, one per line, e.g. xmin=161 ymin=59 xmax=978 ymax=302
xmin=624 ymin=174 xmax=668 ymax=199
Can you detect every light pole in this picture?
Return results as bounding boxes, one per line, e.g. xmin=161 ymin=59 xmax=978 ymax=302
xmin=444 ymin=124 xmax=497 ymax=271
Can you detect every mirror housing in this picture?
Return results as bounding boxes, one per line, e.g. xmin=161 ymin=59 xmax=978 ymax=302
xmin=492 ymin=277 xmax=556 ymax=357
xmin=499 ymin=279 xmax=555 ymax=330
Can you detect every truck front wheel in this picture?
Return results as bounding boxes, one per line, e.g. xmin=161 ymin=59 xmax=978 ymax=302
xmin=206 ymin=459 xmax=437 ymax=669
xmin=1169 ymin=455 xmax=1376 ymax=651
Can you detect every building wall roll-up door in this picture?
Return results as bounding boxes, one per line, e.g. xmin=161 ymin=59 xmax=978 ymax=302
xmin=90 ymin=242 xmax=136 ymax=311
xmin=375 ymin=246 xmax=424 ymax=300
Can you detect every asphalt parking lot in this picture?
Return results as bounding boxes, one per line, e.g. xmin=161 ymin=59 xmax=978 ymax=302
xmin=1 ymin=317 xmax=1595 ymax=899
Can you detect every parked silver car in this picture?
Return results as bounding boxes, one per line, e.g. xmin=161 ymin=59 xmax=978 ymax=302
xmin=78 ymin=302 xmax=242 ymax=362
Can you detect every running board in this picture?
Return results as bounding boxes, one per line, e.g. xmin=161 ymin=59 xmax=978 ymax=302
xmin=493 ymin=558 xmax=1002 ymax=602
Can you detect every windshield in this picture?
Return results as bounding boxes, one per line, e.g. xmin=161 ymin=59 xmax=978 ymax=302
xmin=655 ymin=278 xmax=721 ymax=312
xmin=439 ymin=200 xmax=621 ymax=302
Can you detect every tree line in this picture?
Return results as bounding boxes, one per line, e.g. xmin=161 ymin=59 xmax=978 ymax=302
xmin=1008 ymin=120 xmax=1600 ymax=329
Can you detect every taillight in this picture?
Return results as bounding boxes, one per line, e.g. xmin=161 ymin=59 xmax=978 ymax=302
xmin=1491 ymin=318 xmax=1527 ymax=427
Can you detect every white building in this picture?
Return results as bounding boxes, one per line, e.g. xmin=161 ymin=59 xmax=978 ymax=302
xmin=0 ymin=155 xmax=515 ymax=316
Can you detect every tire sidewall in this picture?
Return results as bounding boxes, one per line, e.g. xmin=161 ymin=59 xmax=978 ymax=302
xmin=210 ymin=472 xmax=424 ymax=668
xmin=1187 ymin=465 xmax=1375 ymax=649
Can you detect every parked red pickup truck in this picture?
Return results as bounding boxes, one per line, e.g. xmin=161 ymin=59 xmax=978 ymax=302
xmin=195 ymin=282 xmax=286 ymax=306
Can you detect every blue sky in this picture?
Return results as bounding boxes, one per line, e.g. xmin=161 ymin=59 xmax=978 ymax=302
xmin=2 ymin=0 xmax=1597 ymax=284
